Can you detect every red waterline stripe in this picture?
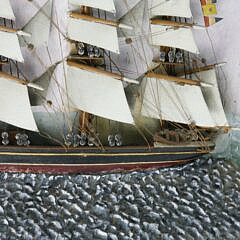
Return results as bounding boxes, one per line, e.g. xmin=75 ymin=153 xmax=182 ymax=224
xmin=0 ymin=160 xmax=193 ymax=174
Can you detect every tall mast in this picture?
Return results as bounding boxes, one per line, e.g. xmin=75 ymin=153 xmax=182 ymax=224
xmin=136 ymin=0 xmax=228 ymax=133
xmin=78 ymin=5 xmax=92 ymax=133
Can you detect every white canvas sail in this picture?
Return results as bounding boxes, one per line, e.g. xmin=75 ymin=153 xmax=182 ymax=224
xmin=141 ymin=77 xmax=216 ymax=127
xmin=119 ymin=0 xmax=146 ymax=36
xmin=69 ymin=0 xmax=116 ymax=13
xmin=0 ymin=31 xmax=24 ymax=62
xmin=29 ymin=65 xmax=56 ymax=106
xmin=191 ymin=69 xmax=229 ymax=127
xmin=149 ymin=0 xmax=192 ymax=18
xmin=0 ymin=0 xmax=15 ymax=20
xmin=150 ymin=24 xmax=199 ymax=54
xmin=114 ymin=0 xmax=143 ymax=19
xmin=66 ymin=64 xmax=134 ymax=124
xmin=0 ymin=77 xmax=38 ymax=132
xmin=67 ymin=17 xmax=120 ymax=54
xmin=115 ymin=0 xmax=154 ymax=79
xmin=112 ymin=36 xmax=153 ymax=79
xmin=22 ymin=0 xmax=52 ymax=47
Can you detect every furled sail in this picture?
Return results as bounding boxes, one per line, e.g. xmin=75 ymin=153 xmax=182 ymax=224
xmin=0 ymin=77 xmax=38 ymax=132
xmin=65 ymin=62 xmax=134 ymax=124
xmin=150 ymin=24 xmax=199 ymax=54
xmin=191 ymin=69 xmax=228 ymax=127
xmin=141 ymin=77 xmax=216 ymax=127
xmin=0 ymin=31 xmax=24 ymax=62
xmin=69 ymin=0 xmax=116 ymax=13
xmin=22 ymin=0 xmax=52 ymax=47
xmin=67 ymin=17 xmax=120 ymax=53
xmin=149 ymin=0 xmax=192 ymax=18
xmin=0 ymin=0 xmax=15 ymax=20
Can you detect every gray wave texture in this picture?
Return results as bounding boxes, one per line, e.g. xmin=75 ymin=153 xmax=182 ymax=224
xmin=0 ymin=157 xmax=239 ymax=240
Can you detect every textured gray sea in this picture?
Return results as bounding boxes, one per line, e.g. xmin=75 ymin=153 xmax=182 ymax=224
xmin=0 ymin=156 xmax=239 ymax=239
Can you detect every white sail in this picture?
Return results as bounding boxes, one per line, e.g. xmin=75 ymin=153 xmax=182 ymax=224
xmin=22 ymin=0 xmax=52 ymax=47
xmin=69 ymin=0 xmax=116 ymax=13
xmin=112 ymin=36 xmax=153 ymax=79
xmin=191 ymin=69 xmax=229 ymax=127
xmin=115 ymin=0 xmax=154 ymax=79
xmin=149 ymin=0 xmax=192 ymax=18
xmin=0 ymin=0 xmax=15 ymax=20
xmin=150 ymin=24 xmax=199 ymax=54
xmin=0 ymin=31 xmax=24 ymax=62
xmin=29 ymin=66 xmax=56 ymax=106
xmin=66 ymin=64 xmax=134 ymax=124
xmin=0 ymin=77 xmax=38 ymax=132
xmin=119 ymin=0 xmax=147 ymax=36
xmin=67 ymin=17 xmax=120 ymax=54
xmin=141 ymin=77 xmax=216 ymax=127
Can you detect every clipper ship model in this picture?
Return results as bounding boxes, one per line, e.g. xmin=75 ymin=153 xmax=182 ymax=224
xmin=0 ymin=0 xmax=228 ymax=173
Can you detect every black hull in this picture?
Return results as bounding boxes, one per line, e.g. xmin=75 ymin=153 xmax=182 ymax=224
xmin=0 ymin=145 xmax=212 ymax=174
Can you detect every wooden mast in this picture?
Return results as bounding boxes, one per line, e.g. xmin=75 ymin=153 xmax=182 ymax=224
xmin=67 ymin=60 xmax=138 ymax=84
xmin=151 ymin=19 xmax=193 ymax=28
xmin=145 ymin=72 xmax=201 ymax=86
xmin=0 ymin=71 xmax=27 ymax=85
xmin=0 ymin=25 xmax=30 ymax=37
xmin=0 ymin=25 xmax=18 ymax=33
xmin=70 ymin=12 xmax=132 ymax=30
xmin=176 ymin=63 xmax=224 ymax=76
xmin=78 ymin=6 xmax=92 ymax=133
xmin=70 ymin=12 xmax=119 ymax=27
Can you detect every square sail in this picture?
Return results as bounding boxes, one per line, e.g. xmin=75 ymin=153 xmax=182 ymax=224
xmin=0 ymin=0 xmax=15 ymax=20
xmin=68 ymin=17 xmax=120 ymax=54
xmin=66 ymin=63 xmax=134 ymax=124
xmin=0 ymin=77 xmax=38 ymax=132
xmin=0 ymin=31 xmax=24 ymax=62
xmin=69 ymin=0 xmax=116 ymax=13
xmin=150 ymin=24 xmax=200 ymax=54
xmin=149 ymin=0 xmax=192 ymax=18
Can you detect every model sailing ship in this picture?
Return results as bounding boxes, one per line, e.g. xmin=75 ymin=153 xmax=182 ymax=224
xmin=0 ymin=0 xmax=228 ymax=173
